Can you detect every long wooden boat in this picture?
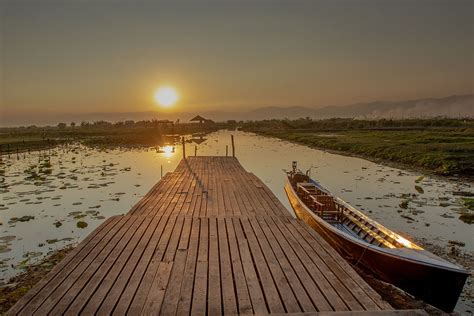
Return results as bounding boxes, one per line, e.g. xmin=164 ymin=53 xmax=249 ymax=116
xmin=284 ymin=162 xmax=469 ymax=312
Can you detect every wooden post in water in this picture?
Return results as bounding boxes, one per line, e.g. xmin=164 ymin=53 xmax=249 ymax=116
xmin=161 ymin=165 xmax=163 ymax=179
xmin=16 ymin=148 xmax=19 ymax=160
xmin=7 ymin=144 xmax=10 ymax=158
xmin=194 ymin=145 xmax=197 ymax=156
xmin=231 ymin=135 xmax=235 ymax=157
xmin=182 ymin=137 xmax=186 ymax=159
xmin=226 ymin=145 xmax=228 ymax=157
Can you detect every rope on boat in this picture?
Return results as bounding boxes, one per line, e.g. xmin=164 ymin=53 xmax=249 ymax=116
xmin=352 ymin=243 xmax=370 ymax=269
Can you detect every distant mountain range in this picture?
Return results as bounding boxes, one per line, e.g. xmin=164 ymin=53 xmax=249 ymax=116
xmin=199 ymin=94 xmax=474 ymax=121
xmin=2 ymin=94 xmax=473 ymax=127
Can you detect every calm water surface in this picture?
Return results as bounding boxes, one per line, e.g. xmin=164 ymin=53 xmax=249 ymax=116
xmin=1 ymin=130 xmax=472 ymax=309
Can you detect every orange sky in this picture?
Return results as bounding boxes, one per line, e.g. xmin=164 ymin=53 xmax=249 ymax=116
xmin=1 ymin=1 xmax=473 ymax=121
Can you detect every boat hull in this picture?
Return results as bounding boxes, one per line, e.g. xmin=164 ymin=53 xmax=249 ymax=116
xmin=285 ymin=181 xmax=468 ymax=312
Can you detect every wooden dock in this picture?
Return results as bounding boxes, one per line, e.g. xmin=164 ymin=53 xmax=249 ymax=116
xmin=8 ymin=157 xmax=421 ymax=315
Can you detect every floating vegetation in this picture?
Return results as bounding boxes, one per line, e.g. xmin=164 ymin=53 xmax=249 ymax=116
xmin=46 ymin=237 xmax=74 ymax=244
xmin=8 ymin=216 xmax=35 ymax=224
xmin=459 ymin=212 xmax=474 ymax=224
xmin=53 ymin=221 xmax=62 ymax=228
xmin=399 ymin=200 xmax=410 ymax=209
xmin=400 ymin=214 xmax=415 ymax=221
xmin=0 ymin=236 xmax=16 ymax=242
xmin=0 ymin=236 xmax=16 ymax=254
xmin=76 ymin=221 xmax=88 ymax=229
xmin=448 ymin=240 xmax=466 ymax=247
xmin=461 ymin=198 xmax=474 ymax=211
xmin=415 ymin=176 xmax=425 ymax=183
xmin=23 ymin=251 xmax=43 ymax=259
xmin=68 ymin=211 xmax=83 ymax=217
xmin=414 ymin=185 xmax=424 ymax=194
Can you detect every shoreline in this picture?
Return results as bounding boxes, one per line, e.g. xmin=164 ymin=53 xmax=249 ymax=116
xmin=252 ymin=131 xmax=474 ymax=184
xmin=0 ymin=246 xmax=74 ymax=314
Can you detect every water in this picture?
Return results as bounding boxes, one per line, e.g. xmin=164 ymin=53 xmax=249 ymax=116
xmin=1 ymin=130 xmax=472 ymax=310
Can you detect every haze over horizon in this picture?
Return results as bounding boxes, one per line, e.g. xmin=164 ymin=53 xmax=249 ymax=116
xmin=1 ymin=0 xmax=473 ymax=125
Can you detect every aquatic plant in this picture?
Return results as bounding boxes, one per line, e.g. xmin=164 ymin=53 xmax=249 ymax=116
xmin=76 ymin=221 xmax=88 ymax=229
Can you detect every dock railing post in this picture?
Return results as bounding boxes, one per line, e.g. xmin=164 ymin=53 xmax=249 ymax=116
xmin=182 ymin=137 xmax=186 ymax=159
xmin=161 ymin=164 xmax=163 ymax=179
xmin=231 ymin=135 xmax=235 ymax=157
xmin=226 ymin=145 xmax=228 ymax=157
xmin=194 ymin=145 xmax=197 ymax=156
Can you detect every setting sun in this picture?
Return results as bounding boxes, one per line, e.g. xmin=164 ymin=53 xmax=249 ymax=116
xmin=154 ymin=86 xmax=178 ymax=108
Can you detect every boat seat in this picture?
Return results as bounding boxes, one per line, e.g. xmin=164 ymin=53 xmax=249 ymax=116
xmin=310 ymin=195 xmax=343 ymax=220
xmin=297 ymin=184 xmax=328 ymax=202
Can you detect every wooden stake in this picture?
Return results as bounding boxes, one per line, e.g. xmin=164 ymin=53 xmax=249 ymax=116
xmin=194 ymin=145 xmax=197 ymax=156
xmin=226 ymin=145 xmax=228 ymax=157
xmin=182 ymin=137 xmax=186 ymax=159
xmin=231 ymin=135 xmax=235 ymax=157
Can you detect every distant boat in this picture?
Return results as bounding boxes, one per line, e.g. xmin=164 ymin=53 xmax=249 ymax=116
xmin=284 ymin=162 xmax=468 ymax=312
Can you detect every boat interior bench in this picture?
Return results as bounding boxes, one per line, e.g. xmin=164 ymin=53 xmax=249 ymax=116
xmin=297 ymin=183 xmax=342 ymax=221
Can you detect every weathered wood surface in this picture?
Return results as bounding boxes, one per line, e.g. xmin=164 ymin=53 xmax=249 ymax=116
xmin=9 ymin=156 xmax=403 ymax=315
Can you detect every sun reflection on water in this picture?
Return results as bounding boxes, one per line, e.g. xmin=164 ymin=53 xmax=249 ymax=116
xmin=158 ymin=145 xmax=175 ymax=158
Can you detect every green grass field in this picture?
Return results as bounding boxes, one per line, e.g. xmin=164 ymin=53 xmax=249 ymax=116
xmin=248 ymin=129 xmax=474 ymax=176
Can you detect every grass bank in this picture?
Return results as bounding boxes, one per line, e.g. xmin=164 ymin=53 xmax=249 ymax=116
xmin=242 ymin=119 xmax=474 ymax=178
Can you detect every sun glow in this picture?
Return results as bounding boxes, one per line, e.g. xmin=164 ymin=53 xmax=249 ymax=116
xmin=158 ymin=145 xmax=175 ymax=158
xmin=154 ymin=86 xmax=178 ymax=108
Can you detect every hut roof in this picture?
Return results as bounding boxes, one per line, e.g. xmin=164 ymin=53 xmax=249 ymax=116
xmin=190 ymin=115 xmax=206 ymax=122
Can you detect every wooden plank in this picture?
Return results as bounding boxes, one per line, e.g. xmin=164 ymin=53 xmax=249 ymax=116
xmin=208 ymin=217 xmax=222 ymax=315
xmin=49 ymin=214 xmax=150 ymax=314
xmin=113 ymin=216 xmax=171 ymax=315
xmin=174 ymin=218 xmax=200 ymax=315
xmin=252 ymin=217 xmax=317 ymax=313
xmin=234 ymin=219 xmax=285 ymax=313
xmin=18 ymin=215 xmax=141 ymax=315
xmin=99 ymin=216 xmax=184 ymax=315
xmin=225 ymin=217 xmax=254 ymax=314
xmin=141 ymin=262 xmax=174 ymax=315
xmin=244 ymin=217 xmax=301 ymax=313
xmin=127 ymin=215 xmax=178 ymax=313
xmin=142 ymin=215 xmax=192 ymax=315
xmin=274 ymin=216 xmax=364 ymax=311
xmin=267 ymin=216 xmax=343 ymax=312
xmin=61 ymin=214 xmax=161 ymax=315
xmin=191 ymin=218 xmax=209 ymax=315
xmin=288 ymin=219 xmax=390 ymax=310
xmin=217 ymin=217 xmax=238 ymax=314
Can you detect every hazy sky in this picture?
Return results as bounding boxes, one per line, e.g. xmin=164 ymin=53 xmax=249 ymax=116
xmin=1 ymin=0 xmax=473 ymax=118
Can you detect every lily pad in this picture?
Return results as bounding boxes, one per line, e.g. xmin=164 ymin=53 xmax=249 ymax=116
xmin=414 ymin=185 xmax=424 ymax=194
xmin=76 ymin=221 xmax=88 ymax=229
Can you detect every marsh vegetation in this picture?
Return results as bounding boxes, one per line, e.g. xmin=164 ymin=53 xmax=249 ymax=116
xmin=242 ymin=118 xmax=474 ymax=178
